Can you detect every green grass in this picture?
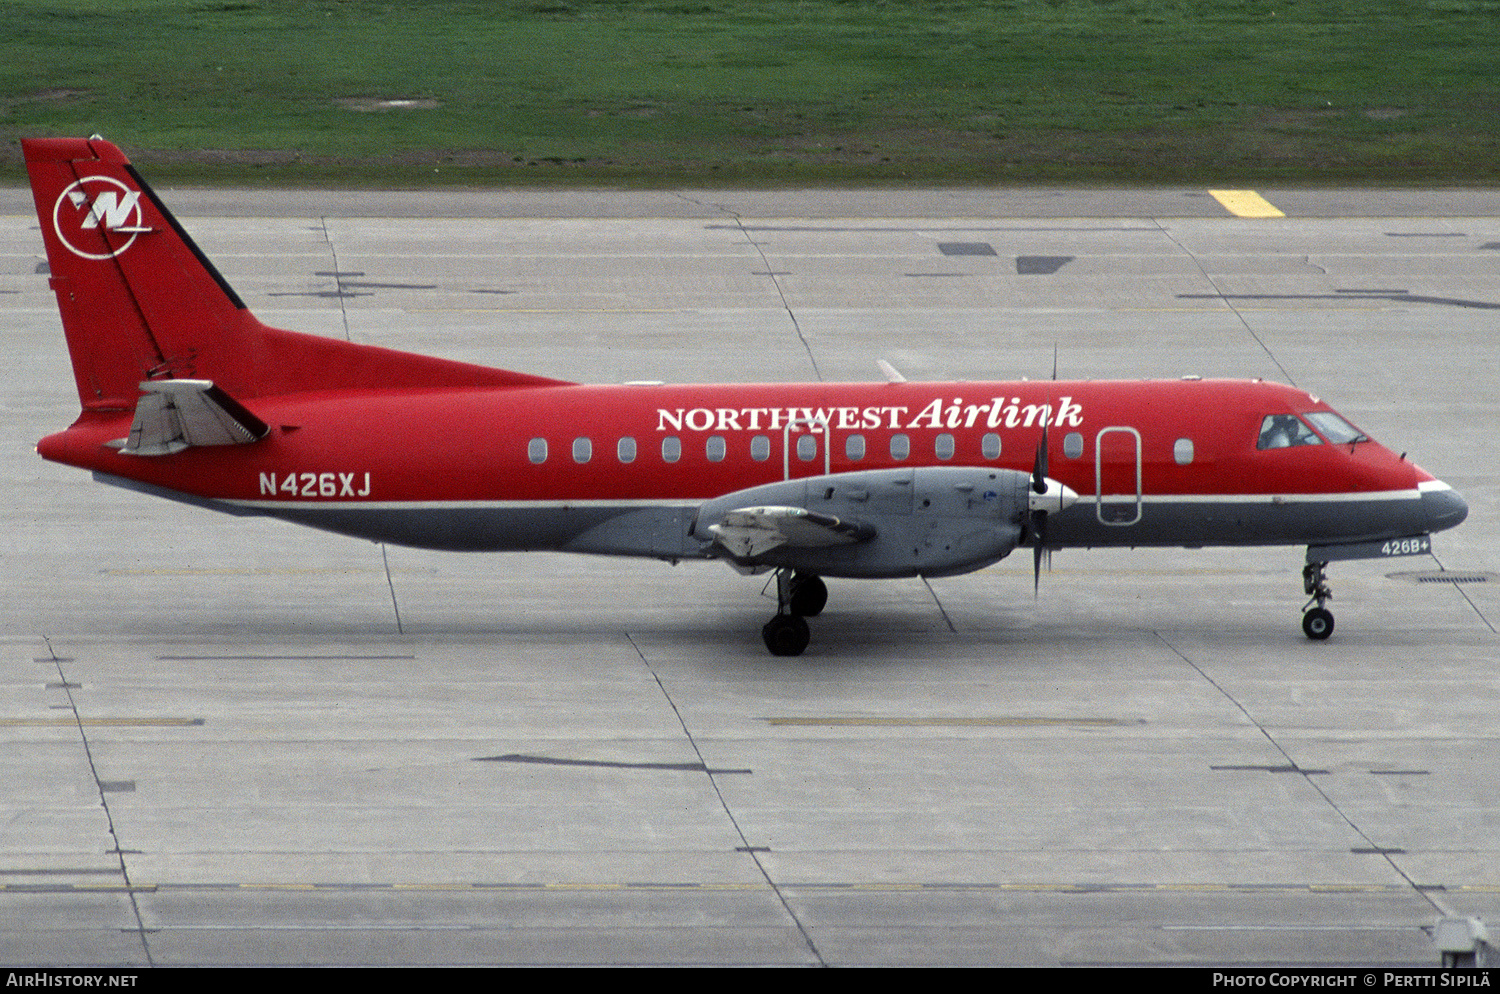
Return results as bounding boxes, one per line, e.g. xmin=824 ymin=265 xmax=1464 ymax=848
xmin=2 ymin=0 xmax=1498 ymax=186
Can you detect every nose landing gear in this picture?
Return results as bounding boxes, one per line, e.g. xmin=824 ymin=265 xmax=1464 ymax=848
xmin=1301 ymin=561 xmax=1334 ymax=640
xmin=761 ymin=570 xmax=827 ymax=656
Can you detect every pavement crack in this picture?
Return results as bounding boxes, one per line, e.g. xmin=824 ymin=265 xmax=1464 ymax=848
xmin=1428 ymin=550 xmax=1497 ymax=634
xmin=626 ymin=633 xmax=827 ymax=967
xmin=1154 ymin=631 xmax=1455 ymax=917
xmin=317 ymin=217 xmax=353 ymax=342
xmin=681 ymin=193 xmax=822 ymax=382
xmin=380 ymin=544 xmax=405 ymax=634
xmin=920 ymin=576 xmax=957 ymax=632
xmin=48 ymin=649 xmax=156 ymax=967
xmin=1154 ymin=219 xmax=1297 ymax=388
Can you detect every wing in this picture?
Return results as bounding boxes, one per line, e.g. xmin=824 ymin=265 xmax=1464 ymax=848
xmin=693 ymin=467 xmax=1037 ymax=578
xmin=110 ymin=379 xmax=269 ymax=456
xmin=705 ymin=505 xmax=876 ymax=559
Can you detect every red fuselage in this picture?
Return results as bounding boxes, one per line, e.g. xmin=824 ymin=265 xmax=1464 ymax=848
xmin=21 ymin=135 xmax=1467 ymax=650
xmin=40 ymin=377 xmax=1460 ymax=558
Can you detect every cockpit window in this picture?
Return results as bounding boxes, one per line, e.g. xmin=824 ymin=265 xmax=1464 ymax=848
xmin=1257 ymin=414 xmax=1322 ymax=450
xmin=1304 ymin=411 xmax=1368 ymax=445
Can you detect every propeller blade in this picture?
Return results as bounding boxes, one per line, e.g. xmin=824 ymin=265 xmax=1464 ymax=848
xmin=1028 ymin=430 xmax=1074 ymax=595
xmin=1031 ymin=426 xmax=1049 ymax=494
xmin=1032 ymin=509 xmax=1047 ymax=595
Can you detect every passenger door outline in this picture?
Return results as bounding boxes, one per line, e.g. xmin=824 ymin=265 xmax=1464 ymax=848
xmin=1095 ymin=426 xmax=1142 ymax=526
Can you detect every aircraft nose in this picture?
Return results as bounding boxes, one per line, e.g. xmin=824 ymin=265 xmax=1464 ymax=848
xmin=1422 ymin=481 xmax=1469 ymax=533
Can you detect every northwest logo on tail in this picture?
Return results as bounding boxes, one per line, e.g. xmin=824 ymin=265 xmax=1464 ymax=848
xmin=52 ymin=176 xmax=151 ymax=260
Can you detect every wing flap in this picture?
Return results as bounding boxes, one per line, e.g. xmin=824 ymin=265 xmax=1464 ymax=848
xmin=112 ymin=379 xmax=269 ymax=456
xmin=707 ymin=505 xmax=875 ymax=560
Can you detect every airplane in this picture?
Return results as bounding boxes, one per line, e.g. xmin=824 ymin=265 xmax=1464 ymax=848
xmin=22 ymin=136 xmax=1469 ymax=655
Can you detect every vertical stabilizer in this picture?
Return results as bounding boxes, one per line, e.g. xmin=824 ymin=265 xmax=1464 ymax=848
xmin=23 ymin=137 xmax=573 ymax=410
xmin=24 ymin=136 xmax=261 ymax=409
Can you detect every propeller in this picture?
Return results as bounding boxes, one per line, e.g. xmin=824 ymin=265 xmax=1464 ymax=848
xmin=1030 ymin=426 xmax=1049 ymax=595
xmin=1025 ymin=423 xmax=1079 ymax=594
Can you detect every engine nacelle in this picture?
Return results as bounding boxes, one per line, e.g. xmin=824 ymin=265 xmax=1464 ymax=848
xmin=692 ymin=466 xmax=1034 ymax=578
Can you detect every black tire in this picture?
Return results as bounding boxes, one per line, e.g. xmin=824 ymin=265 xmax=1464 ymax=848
xmin=789 ymin=573 xmax=828 ymax=618
xmin=762 ymin=614 xmax=810 ymax=656
xmin=1302 ymin=607 xmax=1334 ymax=640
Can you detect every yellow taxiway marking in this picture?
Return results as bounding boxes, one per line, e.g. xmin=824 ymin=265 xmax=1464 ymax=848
xmin=0 ymin=717 xmax=203 ymax=727
xmin=760 ymin=717 xmax=1134 ymax=728
xmin=103 ymin=567 xmax=380 ymax=576
xmin=0 ymin=881 xmax=1419 ymax=894
xmin=1209 ymin=190 xmax=1286 ymax=218
xmin=407 ymin=308 xmax=681 ymax=314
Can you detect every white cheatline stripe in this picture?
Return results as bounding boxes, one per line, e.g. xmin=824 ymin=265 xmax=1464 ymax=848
xmin=221 ymin=497 xmax=705 ymax=511
xmin=220 ymin=490 xmax=1423 ymax=512
xmin=1208 ymin=190 xmax=1286 ymax=218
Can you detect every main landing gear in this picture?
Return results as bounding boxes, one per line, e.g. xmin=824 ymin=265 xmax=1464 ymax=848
xmin=1301 ymin=560 xmax=1334 ymax=640
xmin=761 ymin=570 xmax=827 ymax=656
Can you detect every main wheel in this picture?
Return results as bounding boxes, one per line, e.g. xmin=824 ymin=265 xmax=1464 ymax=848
xmin=789 ymin=573 xmax=828 ymax=617
xmin=1302 ymin=607 xmax=1334 ymax=640
xmin=762 ymin=614 xmax=810 ymax=656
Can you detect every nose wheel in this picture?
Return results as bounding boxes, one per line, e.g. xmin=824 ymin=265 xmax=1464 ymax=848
xmin=761 ymin=570 xmax=826 ymax=656
xmin=1301 ymin=561 xmax=1334 ymax=640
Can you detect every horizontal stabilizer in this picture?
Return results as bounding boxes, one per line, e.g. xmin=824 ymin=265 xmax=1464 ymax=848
xmin=707 ymin=505 xmax=875 ymax=560
xmin=111 ymin=379 xmax=269 ymax=456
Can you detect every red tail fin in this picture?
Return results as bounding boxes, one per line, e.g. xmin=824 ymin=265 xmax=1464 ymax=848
xmin=24 ymin=137 xmax=570 ymax=411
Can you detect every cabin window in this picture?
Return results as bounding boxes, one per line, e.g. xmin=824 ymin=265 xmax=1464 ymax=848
xmin=572 ymin=437 xmax=592 ymax=464
xmin=1174 ymin=438 xmax=1194 ymax=465
xmin=1063 ymin=432 xmax=1084 ymax=459
xmin=982 ymin=433 xmax=1001 ymax=459
xmin=617 ymin=437 xmax=636 ymax=463
xmin=750 ymin=434 xmax=771 ymax=461
xmin=528 ymin=438 xmax=548 ymax=464
xmin=706 ymin=435 xmax=726 ymax=462
xmin=796 ymin=434 xmax=818 ymax=461
xmin=1257 ymin=414 xmax=1321 ymax=450
xmin=662 ymin=436 xmax=682 ymax=463
xmin=845 ymin=433 xmax=866 ymax=461
xmin=890 ymin=433 xmax=910 ymax=460
xmin=935 ymin=433 xmax=955 ymax=460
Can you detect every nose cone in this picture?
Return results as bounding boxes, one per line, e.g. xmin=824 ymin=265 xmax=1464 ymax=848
xmin=1421 ymin=480 xmax=1469 ymax=533
xmin=1029 ymin=477 xmax=1078 ymax=514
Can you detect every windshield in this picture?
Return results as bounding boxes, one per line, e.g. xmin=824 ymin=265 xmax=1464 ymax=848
xmin=1257 ymin=414 xmax=1321 ymax=450
xmin=1303 ymin=411 xmax=1369 ymax=445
